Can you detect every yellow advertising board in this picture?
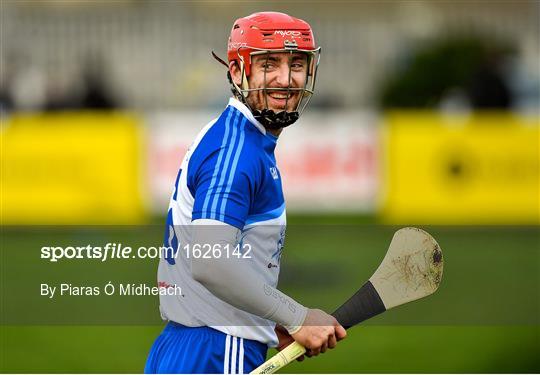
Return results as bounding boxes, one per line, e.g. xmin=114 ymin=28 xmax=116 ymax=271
xmin=381 ymin=112 xmax=539 ymax=225
xmin=1 ymin=112 xmax=146 ymax=224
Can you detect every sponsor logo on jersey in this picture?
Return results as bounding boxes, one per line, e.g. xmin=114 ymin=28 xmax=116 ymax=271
xmin=270 ymin=167 xmax=279 ymax=180
xmin=268 ymin=226 xmax=285 ymax=269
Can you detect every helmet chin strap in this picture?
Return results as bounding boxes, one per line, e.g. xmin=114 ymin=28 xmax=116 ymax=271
xmin=251 ymin=108 xmax=299 ymax=129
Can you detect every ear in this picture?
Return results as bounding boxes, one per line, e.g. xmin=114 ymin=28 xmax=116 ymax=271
xmin=229 ymin=62 xmax=242 ymax=86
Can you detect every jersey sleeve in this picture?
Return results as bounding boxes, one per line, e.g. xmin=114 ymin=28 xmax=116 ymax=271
xmin=190 ymin=146 xmax=256 ymax=229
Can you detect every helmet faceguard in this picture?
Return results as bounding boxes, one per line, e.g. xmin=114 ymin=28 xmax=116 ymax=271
xmin=231 ymin=45 xmax=321 ymax=129
xmin=219 ymin=12 xmax=321 ymax=129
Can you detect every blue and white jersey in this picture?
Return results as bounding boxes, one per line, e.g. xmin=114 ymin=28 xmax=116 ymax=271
xmin=158 ymin=98 xmax=286 ymax=347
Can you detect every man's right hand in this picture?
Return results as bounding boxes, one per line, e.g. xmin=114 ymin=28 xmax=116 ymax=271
xmin=291 ymin=309 xmax=347 ymax=356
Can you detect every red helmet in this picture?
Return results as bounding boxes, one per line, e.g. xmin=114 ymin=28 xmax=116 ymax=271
xmin=227 ymin=11 xmax=317 ymax=76
xmin=222 ymin=11 xmax=321 ymax=128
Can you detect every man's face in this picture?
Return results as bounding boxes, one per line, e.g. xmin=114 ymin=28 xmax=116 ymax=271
xmin=232 ymin=52 xmax=309 ymax=112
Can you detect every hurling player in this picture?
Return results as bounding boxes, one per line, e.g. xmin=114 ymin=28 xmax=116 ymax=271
xmin=145 ymin=12 xmax=346 ymax=374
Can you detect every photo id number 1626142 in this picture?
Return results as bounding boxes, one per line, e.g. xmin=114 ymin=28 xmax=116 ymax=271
xmin=184 ymin=243 xmax=252 ymax=259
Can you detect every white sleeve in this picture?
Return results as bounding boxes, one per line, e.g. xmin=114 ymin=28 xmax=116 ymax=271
xmin=190 ymin=219 xmax=307 ymax=334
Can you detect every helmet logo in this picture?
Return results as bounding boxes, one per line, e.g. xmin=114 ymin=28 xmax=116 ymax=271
xmin=274 ymin=30 xmax=302 ymax=38
xmin=228 ymin=42 xmax=247 ymax=51
xmin=283 ymin=40 xmax=298 ymax=49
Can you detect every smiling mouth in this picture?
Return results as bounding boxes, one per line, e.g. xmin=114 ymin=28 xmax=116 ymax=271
xmin=266 ymin=91 xmax=293 ymax=100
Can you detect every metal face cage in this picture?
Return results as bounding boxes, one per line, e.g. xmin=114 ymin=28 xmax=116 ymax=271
xmin=231 ymin=46 xmax=321 ymax=127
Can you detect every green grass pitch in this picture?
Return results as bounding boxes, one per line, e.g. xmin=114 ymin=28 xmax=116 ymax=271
xmin=1 ymin=217 xmax=538 ymax=373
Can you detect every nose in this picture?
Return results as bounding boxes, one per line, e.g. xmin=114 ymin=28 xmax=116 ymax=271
xmin=274 ymin=63 xmax=291 ymax=88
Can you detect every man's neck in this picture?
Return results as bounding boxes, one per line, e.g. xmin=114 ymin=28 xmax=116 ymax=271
xmin=266 ymin=127 xmax=283 ymax=137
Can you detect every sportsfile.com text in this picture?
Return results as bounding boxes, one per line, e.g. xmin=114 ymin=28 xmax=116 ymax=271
xmin=40 ymin=243 xmax=252 ymax=262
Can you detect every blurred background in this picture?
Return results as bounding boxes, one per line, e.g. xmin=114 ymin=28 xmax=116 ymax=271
xmin=1 ymin=0 xmax=539 ymax=373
